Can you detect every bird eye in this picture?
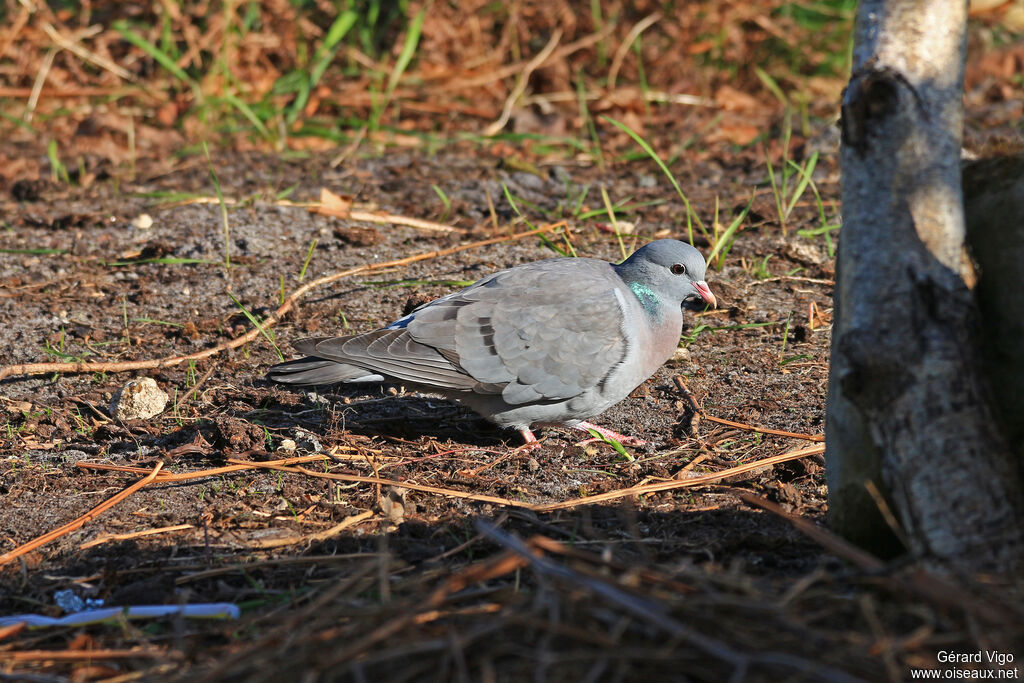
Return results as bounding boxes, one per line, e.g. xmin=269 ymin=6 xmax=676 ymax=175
xmin=670 ymin=263 xmax=686 ymax=275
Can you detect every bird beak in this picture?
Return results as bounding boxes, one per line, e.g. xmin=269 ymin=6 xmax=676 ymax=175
xmin=694 ymin=281 xmax=717 ymax=308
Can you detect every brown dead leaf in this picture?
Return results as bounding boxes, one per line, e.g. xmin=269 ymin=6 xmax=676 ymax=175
xmin=0 ymin=155 xmax=41 ymax=184
xmin=687 ymin=40 xmax=715 ymax=55
xmin=707 ymin=121 xmax=761 ymax=146
xmin=714 ymin=84 xmax=760 ymax=112
xmin=3 ymin=400 xmax=32 ymax=413
xmin=156 ymin=102 xmax=178 ymax=127
xmin=333 ymin=225 xmax=382 ymax=246
xmin=320 ymin=188 xmax=353 ymax=215
xmin=969 ymin=0 xmax=1012 ymax=13
xmin=287 ymin=136 xmax=338 ymax=152
xmin=805 ymin=76 xmax=845 ymax=102
xmin=380 ymin=486 xmax=408 ymax=525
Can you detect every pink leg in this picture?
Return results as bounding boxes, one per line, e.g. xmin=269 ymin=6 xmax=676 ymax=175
xmin=573 ymin=421 xmax=647 ymax=446
xmin=517 ymin=428 xmax=543 ymax=450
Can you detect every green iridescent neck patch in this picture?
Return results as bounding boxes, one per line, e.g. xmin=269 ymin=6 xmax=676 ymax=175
xmin=628 ymin=281 xmax=662 ymax=320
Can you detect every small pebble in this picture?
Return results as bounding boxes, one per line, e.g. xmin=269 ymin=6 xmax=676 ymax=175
xmin=109 ymin=377 xmax=169 ymax=420
xmin=670 ymin=347 xmax=692 ymax=363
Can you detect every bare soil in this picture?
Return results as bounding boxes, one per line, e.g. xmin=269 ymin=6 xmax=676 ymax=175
xmin=1 ymin=123 xmax=1020 ymax=683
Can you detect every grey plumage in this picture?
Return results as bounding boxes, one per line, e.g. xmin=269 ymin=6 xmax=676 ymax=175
xmin=267 ymin=239 xmax=716 ymax=442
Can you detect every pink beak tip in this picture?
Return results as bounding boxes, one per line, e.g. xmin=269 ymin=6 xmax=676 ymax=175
xmin=695 ymin=281 xmax=717 ymax=309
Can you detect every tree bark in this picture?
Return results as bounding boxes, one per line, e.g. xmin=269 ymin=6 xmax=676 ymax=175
xmin=826 ymin=0 xmax=1024 ymax=571
xmin=963 ymin=155 xmax=1024 ymax=467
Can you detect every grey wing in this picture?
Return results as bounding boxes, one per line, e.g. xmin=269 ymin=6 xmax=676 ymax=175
xmin=407 ymin=259 xmax=629 ymax=405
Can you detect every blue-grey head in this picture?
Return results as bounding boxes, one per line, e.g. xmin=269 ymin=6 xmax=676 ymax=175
xmin=614 ymin=239 xmax=717 ymax=311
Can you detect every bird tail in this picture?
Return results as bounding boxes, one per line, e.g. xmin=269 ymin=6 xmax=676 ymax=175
xmin=266 ymin=357 xmax=384 ymax=386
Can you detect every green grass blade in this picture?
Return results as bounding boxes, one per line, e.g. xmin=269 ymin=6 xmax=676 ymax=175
xmin=286 ymin=11 xmax=357 ymax=124
xmin=386 ymin=7 xmax=426 ymax=99
xmin=0 ymin=248 xmax=66 ymax=255
xmin=203 ymin=142 xmax=231 ymax=269
xmin=706 ymin=192 xmax=754 ymax=269
xmin=765 ymin=154 xmax=785 ymax=230
xmin=602 ymin=115 xmax=705 ymax=238
xmin=102 ymin=257 xmax=221 ymax=266
xmin=587 ymin=428 xmax=633 ymax=461
xmin=221 ymin=93 xmax=271 ymax=139
xmin=114 ymin=21 xmax=197 ymax=90
xmin=754 ymin=66 xmax=788 ymax=107
xmin=785 ymin=152 xmax=819 ymax=217
xmin=228 ymin=292 xmax=283 ymax=361
xmin=299 ymin=238 xmax=318 ymax=282
xmin=311 ymin=11 xmax=358 ymax=86
xmin=501 ymin=183 xmax=535 ymax=231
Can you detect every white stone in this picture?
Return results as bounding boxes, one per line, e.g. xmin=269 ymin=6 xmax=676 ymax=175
xmin=109 ymin=377 xmax=169 ymax=420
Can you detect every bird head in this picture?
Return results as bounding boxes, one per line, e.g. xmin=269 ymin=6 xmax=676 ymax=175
xmin=617 ymin=239 xmax=717 ymax=311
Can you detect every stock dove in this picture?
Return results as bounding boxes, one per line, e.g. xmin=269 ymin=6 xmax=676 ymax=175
xmin=268 ymin=240 xmax=716 ymax=445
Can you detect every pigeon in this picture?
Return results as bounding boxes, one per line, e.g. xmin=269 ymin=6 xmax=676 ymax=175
xmin=267 ymin=239 xmax=716 ymax=445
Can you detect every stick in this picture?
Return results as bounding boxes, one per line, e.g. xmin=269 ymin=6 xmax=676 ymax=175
xmin=0 ymin=463 xmax=164 ymax=567
xmin=483 ymin=29 xmax=562 ymax=136
xmin=0 ymin=649 xmax=164 ymax=662
xmin=79 ymin=523 xmax=194 ymax=550
xmin=314 ymin=204 xmax=465 ymax=234
xmin=739 ymin=493 xmax=885 ymax=571
xmin=0 ymin=222 xmax=565 ymax=380
xmin=701 ymin=415 xmax=825 ymax=442
xmin=231 ymin=460 xmax=536 ymax=509
xmin=75 ymin=454 xmax=330 ymax=481
xmin=530 ymin=444 xmax=825 ymax=512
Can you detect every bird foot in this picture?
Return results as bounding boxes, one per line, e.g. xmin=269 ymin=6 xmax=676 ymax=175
xmin=573 ymin=422 xmax=647 ymax=446
xmin=517 ymin=428 xmax=544 ymax=451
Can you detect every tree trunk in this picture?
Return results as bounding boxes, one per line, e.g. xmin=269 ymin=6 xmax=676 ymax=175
xmin=826 ymin=0 xmax=1024 ymax=571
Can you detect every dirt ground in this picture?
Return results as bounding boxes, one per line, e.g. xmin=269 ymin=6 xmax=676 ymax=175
xmin=2 ymin=5 xmax=1024 ymax=677
xmin=2 ymin=139 xmax=1019 ymax=681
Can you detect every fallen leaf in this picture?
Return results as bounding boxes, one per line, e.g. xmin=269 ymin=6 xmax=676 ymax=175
xmin=320 ymin=188 xmax=353 ymax=215
xmin=707 ymin=122 xmax=761 ymax=146
xmin=714 ymin=84 xmax=760 ymax=112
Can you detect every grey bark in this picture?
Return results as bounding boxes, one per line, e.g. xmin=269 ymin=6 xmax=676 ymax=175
xmin=826 ymin=0 xmax=1024 ymax=571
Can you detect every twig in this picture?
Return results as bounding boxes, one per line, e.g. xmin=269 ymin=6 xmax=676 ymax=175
xmin=477 ymin=520 xmax=749 ymax=667
xmin=748 ymin=276 xmax=835 ymax=287
xmin=318 ymin=551 xmax=530 ymax=668
xmin=0 ymin=648 xmax=165 ymax=662
xmin=175 ymin=552 xmax=387 ymax=585
xmin=0 ymin=463 xmax=164 ymax=567
xmin=437 ymin=24 xmax=615 ymax=93
xmin=41 ymin=22 xmax=136 ymax=82
xmin=739 ymin=493 xmax=885 ymax=571
xmin=671 ymin=375 xmax=823 ymax=442
xmin=0 ymin=222 xmax=564 ymax=380
xmin=482 ymin=29 xmax=562 ymax=137
xmin=0 ymin=5 xmax=31 ymax=63
xmin=0 ymin=86 xmax=130 ymax=97
xmin=76 ymin=454 xmax=329 ymax=481
xmin=313 ymin=198 xmax=465 ymax=234
xmin=303 ymin=510 xmax=375 ymax=544
xmin=607 ymin=13 xmax=661 ymax=91
xmin=231 ymin=460 xmax=536 ymax=509
xmin=24 ymin=47 xmax=56 ymax=123
xmin=531 ymin=444 xmax=824 ymax=512
xmin=701 ymin=415 xmax=824 ymax=442
xmin=80 ymin=523 xmax=193 ymax=550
